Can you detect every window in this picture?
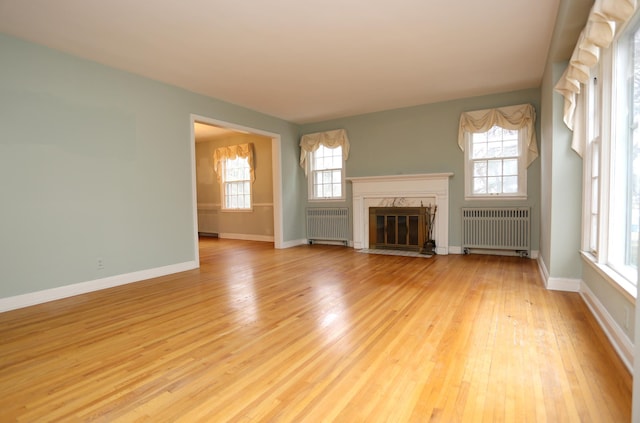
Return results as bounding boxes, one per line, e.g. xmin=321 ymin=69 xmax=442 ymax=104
xmin=310 ymin=144 xmax=343 ymax=199
xmin=458 ymin=104 xmax=537 ymax=200
xmin=300 ymin=129 xmax=350 ymax=201
xmin=468 ymin=126 xmax=523 ymax=196
xmin=213 ymin=143 xmax=254 ymax=211
xmin=221 ymin=156 xmax=251 ymax=210
xmin=575 ymin=12 xmax=640 ymax=292
xmin=584 ymin=74 xmax=601 ymax=256
xmin=608 ymin=22 xmax=640 ymax=282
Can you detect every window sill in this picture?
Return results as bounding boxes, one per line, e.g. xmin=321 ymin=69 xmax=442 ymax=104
xmin=465 ymin=194 xmax=527 ymax=201
xmin=220 ymin=208 xmax=254 ymax=213
xmin=580 ymin=251 xmax=637 ymax=301
xmin=308 ymin=198 xmax=347 ymax=203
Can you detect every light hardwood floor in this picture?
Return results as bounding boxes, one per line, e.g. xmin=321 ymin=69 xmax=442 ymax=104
xmin=0 ymin=238 xmax=631 ymax=422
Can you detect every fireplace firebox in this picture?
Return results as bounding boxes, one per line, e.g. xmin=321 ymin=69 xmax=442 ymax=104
xmin=369 ymin=207 xmax=427 ymax=252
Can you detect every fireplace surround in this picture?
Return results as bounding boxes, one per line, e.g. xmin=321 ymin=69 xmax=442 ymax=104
xmin=348 ymin=173 xmax=453 ymax=255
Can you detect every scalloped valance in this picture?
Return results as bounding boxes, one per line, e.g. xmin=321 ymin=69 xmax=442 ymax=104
xmin=554 ymin=0 xmax=637 ymax=156
xmin=299 ymin=129 xmax=350 ymax=175
xmin=213 ymin=143 xmax=254 ymax=183
xmin=458 ymin=103 xmax=538 ymax=167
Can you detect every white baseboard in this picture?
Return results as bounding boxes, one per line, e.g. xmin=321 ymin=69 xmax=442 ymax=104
xmin=279 ymin=238 xmax=308 ymax=249
xmin=536 ymin=256 xmax=580 ymax=291
xmin=546 ymin=277 xmax=581 ymax=292
xmin=218 ymin=233 xmax=275 ymax=242
xmin=580 ymin=281 xmax=634 ymax=373
xmin=537 ymin=255 xmax=633 ymax=372
xmin=449 ymin=246 xmax=463 ymax=254
xmin=0 ymin=261 xmax=198 ymax=313
xmin=537 ymin=255 xmax=550 ymax=284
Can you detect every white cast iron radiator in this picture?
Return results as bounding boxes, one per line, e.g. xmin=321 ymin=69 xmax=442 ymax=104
xmin=462 ymin=207 xmax=531 ymax=257
xmin=306 ymin=208 xmax=349 ymax=245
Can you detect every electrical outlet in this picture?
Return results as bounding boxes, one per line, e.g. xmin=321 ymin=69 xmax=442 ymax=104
xmin=97 ymin=258 xmax=104 ymax=270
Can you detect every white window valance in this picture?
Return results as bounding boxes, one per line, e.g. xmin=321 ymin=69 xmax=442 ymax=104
xmin=458 ymin=103 xmax=538 ymax=167
xmin=554 ymin=0 xmax=637 ymax=156
xmin=299 ymin=129 xmax=350 ymax=176
xmin=213 ymin=143 xmax=254 ymax=183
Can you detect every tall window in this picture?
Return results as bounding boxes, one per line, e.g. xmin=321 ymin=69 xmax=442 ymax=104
xmin=609 ymin=23 xmax=640 ymax=282
xmin=310 ymin=144 xmax=343 ymax=199
xmin=554 ymin=0 xmax=640 ymax=296
xmin=575 ymin=14 xmax=640 ymax=292
xmin=459 ymin=104 xmax=537 ymax=200
xmin=585 ymin=74 xmax=601 ymax=255
xmin=468 ymin=126 xmax=522 ymax=196
xmin=300 ymin=129 xmax=350 ymax=201
xmin=213 ymin=143 xmax=254 ymax=211
xmin=221 ymin=156 xmax=251 ymax=210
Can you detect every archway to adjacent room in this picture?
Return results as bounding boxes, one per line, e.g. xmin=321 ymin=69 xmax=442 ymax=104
xmin=189 ymin=114 xmax=283 ymax=266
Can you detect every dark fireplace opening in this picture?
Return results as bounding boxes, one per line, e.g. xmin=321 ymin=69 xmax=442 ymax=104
xmin=369 ymin=207 xmax=427 ymax=252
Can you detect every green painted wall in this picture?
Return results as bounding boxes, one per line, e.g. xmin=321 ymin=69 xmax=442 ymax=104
xmin=539 ymin=61 xmax=555 ymax=276
xmin=300 ymin=89 xmax=542 ymax=251
xmin=0 ymin=33 xmax=301 ymax=298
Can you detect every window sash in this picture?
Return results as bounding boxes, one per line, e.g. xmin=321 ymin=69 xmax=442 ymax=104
xmin=221 ymin=157 xmax=252 ymax=210
xmin=464 ymin=125 xmax=527 ymax=199
xmin=308 ymin=145 xmax=345 ymax=200
xmin=605 ymin=23 xmax=639 ymax=284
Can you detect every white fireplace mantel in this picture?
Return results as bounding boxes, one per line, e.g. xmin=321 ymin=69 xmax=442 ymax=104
xmin=347 ymin=173 xmax=453 ymax=254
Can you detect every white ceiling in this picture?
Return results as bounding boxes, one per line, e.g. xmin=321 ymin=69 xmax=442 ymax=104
xmin=0 ymin=0 xmax=562 ymax=124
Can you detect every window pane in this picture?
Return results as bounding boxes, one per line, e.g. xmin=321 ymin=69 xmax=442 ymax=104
xmin=503 ymin=129 xmax=518 ymax=139
xmin=487 ymin=177 xmax=501 ymax=193
xmin=503 ymin=140 xmax=518 ymax=157
xmin=487 ymin=160 xmax=502 ymax=176
xmin=487 ymin=142 xmax=502 ymax=158
xmin=473 ymin=161 xmax=487 ymax=177
xmin=472 ymin=142 xmax=487 ymax=159
xmin=473 ymin=177 xmax=486 ymax=194
xmin=472 ymin=132 xmax=488 ymax=143
xmin=503 ymin=159 xmax=518 ymax=176
xmin=503 ymin=176 xmax=518 ymax=193
xmin=487 ymin=126 xmax=503 ymax=141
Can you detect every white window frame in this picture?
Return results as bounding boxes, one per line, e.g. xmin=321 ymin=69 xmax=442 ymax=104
xmin=607 ymin=22 xmax=639 ymax=284
xmin=307 ymin=144 xmax=346 ymax=202
xmin=220 ymin=155 xmax=253 ymax=211
xmin=582 ymin=72 xmax=602 ymax=257
xmin=579 ymin=14 xmax=639 ymax=297
xmin=463 ymin=125 xmax=528 ymax=200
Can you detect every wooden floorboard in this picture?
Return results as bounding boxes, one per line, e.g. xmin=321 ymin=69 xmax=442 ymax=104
xmin=0 ymin=238 xmax=632 ymax=422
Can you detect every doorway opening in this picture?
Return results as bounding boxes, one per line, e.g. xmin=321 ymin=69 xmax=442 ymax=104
xmin=189 ymin=114 xmax=283 ymax=266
